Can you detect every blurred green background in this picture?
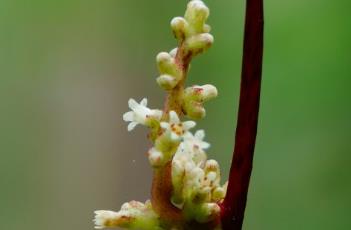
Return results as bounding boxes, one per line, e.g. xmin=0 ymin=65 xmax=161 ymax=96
xmin=1 ymin=0 xmax=350 ymax=229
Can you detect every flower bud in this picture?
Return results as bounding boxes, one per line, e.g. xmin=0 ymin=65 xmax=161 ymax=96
xmin=195 ymin=203 xmax=220 ymax=223
xmin=184 ymin=33 xmax=214 ymax=56
xmin=156 ymin=74 xmax=178 ymax=90
xmin=171 ymin=17 xmax=188 ymax=40
xmin=156 ymin=52 xmax=174 ymax=73
xmin=184 ymin=84 xmax=218 ymax=102
xmin=171 ymin=159 xmax=185 ymax=206
xmin=212 ymin=187 xmax=226 ymax=202
xmin=185 ymin=0 xmax=210 ymax=34
xmin=156 ymin=52 xmax=181 ymax=89
xmin=190 ymin=189 xmax=210 ymax=205
xmin=148 ymin=148 xmax=164 ymax=168
xmin=199 ymin=84 xmax=218 ymax=101
xmin=183 ymin=100 xmax=206 ymax=120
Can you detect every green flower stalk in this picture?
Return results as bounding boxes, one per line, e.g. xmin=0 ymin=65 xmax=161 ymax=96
xmin=94 ymin=1 xmax=227 ymax=229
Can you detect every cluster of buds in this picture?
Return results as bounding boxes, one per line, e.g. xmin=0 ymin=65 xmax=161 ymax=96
xmin=171 ymin=0 xmax=213 ymax=56
xmin=183 ymin=84 xmax=218 ymax=119
xmin=94 ymin=1 xmax=226 ymax=229
xmin=156 ymin=0 xmax=218 ymax=120
xmin=172 ymin=133 xmax=227 ymax=223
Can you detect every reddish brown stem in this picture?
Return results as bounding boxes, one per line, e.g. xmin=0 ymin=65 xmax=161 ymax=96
xmin=220 ymin=0 xmax=264 ymax=229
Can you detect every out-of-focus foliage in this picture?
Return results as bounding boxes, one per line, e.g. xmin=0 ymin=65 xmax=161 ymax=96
xmin=0 ymin=0 xmax=350 ymax=229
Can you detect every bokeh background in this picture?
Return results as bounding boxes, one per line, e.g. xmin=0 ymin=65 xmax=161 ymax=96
xmin=1 ymin=0 xmax=350 ymax=229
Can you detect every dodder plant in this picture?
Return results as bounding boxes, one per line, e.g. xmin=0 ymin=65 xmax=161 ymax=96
xmin=94 ymin=0 xmax=264 ymax=229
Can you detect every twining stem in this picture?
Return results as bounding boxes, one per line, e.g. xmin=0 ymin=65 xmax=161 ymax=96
xmin=220 ymin=0 xmax=264 ymax=229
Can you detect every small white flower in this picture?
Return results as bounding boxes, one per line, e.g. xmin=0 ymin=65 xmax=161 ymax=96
xmin=123 ymin=98 xmax=162 ymax=131
xmin=93 ymin=210 xmax=121 ymax=229
xmin=183 ymin=130 xmax=210 ymax=151
xmin=160 ymin=111 xmax=196 ymax=140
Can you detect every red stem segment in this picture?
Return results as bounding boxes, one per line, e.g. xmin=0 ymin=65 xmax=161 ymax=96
xmin=220 ymin=0 xmax=264 ymax=229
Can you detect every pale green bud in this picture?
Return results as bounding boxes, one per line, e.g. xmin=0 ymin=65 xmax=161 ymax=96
xmin=194 ymin=203 xmax=220 ymax=223
xmin=171 ymin=17 xmax=188 ymax=40
xmin=154 ymin=132 xmax=180 ymax=162
xmin=212 ymin=187 xmax=226 ymax=202
xmin=199 ymin=84 xmax=218 ymax=101
xmin=148 ymin=148 xmax=164 ymax=168
xmin=183 ymin=84 xmax=217 ymax=119
xmin=156 ymin=52 xmax=175 ymax=73
xmin=184 ymin=33 xmax=214 ymax=56
xmin=156 ymin=52 xmax=182 ymax=90
xmin=185 ymin=0 xmax=210 ymax=34
xmin=184 ymin=84 xmax=218 ymax=102
xmin=190 ymin=186 xmax=211 ymax=204
xmin=171 ymin=159 xmax=185 ymax=206
xmin=183 ymin=100 xmax=206 ymax=120
xmin=157 ymin=74 xmax=178 ymax=90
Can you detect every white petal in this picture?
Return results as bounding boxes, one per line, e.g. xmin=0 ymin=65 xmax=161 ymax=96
xmin=200 ymin=142 xmax=210 ymax=149
xmin=123 ymin=111 xmax=134 ymax=122
xmin=169 ymin=111 xmax=180 ymax=124
xmin=183 ymin=121 xmax=196 ymax=130
xmin=127 ymin=122 xmax=138 ymax=131
xmin=140 ymin=98 xmax=148 ymax=107
xmin=195 ymin=130 xmax=205 ymax=140
xmin=160 ymin=122 xmax=170 ymax=129
xmin=152 ymin=110 xmax=163 ymax=120
xmin=128 ymin=98 xmax=138 ymax=110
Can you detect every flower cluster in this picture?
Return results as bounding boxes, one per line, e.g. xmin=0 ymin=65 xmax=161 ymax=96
xmin=94 ymin=201 xmax=161 ymax=230
xmin=94 ymin=1 xmax=226 ymax=229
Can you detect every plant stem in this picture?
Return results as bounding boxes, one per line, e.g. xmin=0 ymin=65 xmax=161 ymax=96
xmin=151 ymin=42 xmax=191 ymax=223
xmin=220 ymin=0 xmax=264 ymax=229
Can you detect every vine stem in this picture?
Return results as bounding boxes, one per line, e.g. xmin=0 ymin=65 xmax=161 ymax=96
xmin=220 ymin=0 xmax=264 ymax=229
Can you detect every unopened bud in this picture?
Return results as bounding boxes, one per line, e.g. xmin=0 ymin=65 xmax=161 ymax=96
xmin=185 ymin=0 xmax=210 ymax=34
xmin=183 ymin=100 xmax=206 ymax=120
xmin=148 ymin=148 xmax=164 ymax=167
xmin=185 ymin=84 xmax=218 ymax=102
xmin=191 ymin=186 xmax=211 ymax=204
xmin=212 ymin=187 xmax=226 ymax=202
xmin=156 ymin=52 xmax=181 ymax=89
xmin=156 ymin=52 xmax=174 ymax=73
xmin=184 ymin=33 xmax=213 ymax=56
xmin=171 ymin=17 xmax=188 ymax=40
xmin=199 ymin=84 xmax=218 ymax=101
xmin=157 ymin=74 xmax=178 ymax=90
xmin=171 ymin=160 xmax=185 ymax=206
xmin=195 ymin=203 xmax=220 ymax=223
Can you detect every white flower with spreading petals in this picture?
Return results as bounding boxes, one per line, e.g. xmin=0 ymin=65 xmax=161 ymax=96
xmin=160 ymin=111 xmax=196 ymax=141
xmin=123 ymin=98 xmax=162 ymax=131
xmin=183 ymin=130 xmax=210 ymax=151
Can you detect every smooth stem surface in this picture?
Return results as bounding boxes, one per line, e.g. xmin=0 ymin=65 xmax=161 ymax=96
xmin=220 ymin=0 xmax=264 ymax=229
